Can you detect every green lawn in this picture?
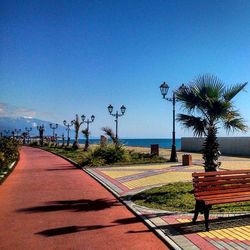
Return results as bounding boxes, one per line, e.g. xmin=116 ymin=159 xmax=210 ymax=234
xmin=131 ymin=182 xmax=250 ymax=213
xmin=42 ymin=145 xmax=167 ymax=167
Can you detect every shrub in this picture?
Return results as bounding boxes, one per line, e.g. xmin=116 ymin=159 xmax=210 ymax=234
xmin=0 ymin=138 xmax=19 ymax=169
xmin=81 ymin=144 xmax=126 ymax=167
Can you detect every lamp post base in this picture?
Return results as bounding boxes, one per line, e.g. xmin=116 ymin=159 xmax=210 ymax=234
xmin=169 ymin=144 xmax=178 ymax=162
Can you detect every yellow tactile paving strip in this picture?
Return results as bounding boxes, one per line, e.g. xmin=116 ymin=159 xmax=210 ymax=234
xmin=123 ymin=171 xmax=192 ymax=189
xmin=101 ymin=170 xmax=144 ymax=179
xmin=199 ymin=227 xmax=250 ymax=241
xmin=176 ymin=218 xmax=250 ymax=244
xmin=106 ymin=164 xmax=176 ymax=170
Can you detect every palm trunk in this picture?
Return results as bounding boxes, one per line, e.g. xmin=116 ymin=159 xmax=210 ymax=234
xmin=73 ymin=127 xmax=79 ymax=149
xmin=202 ymin=126 xmax=221 ymax=172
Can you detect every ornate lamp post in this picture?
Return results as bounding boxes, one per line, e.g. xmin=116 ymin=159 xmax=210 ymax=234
xmin=159 ymin=82 xmax=185 ymax=162
xmin=81 ymin=115 xmax=95 ymax=150
xmin=25 ymin=127 xmax=32 ymax=144
xmin=49 ymin=123 xmax=58 ymax=142
xmin=37 ymin=124 xmax=45 ymax=146
xmin=107 ymin=105 xmax=126 ymax=140
xmin=55 ymin=133 xmax=58 ymax=146
xmin=63 ymin=120 xmax=74 ymax=146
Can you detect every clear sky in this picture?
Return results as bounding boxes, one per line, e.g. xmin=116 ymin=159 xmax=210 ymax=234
xmin=1 ymin=0 xmax=250 ymax=138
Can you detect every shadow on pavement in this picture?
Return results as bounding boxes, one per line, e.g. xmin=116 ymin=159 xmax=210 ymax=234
xmin=36 ymin=216 xmax=150 ymax=237
xmin=17 ymin=199 xmax=121 ymax=213
xmin=35 ymin=211 xmax=150 ymax=237
xmin=36 ymin=225 xmax=114 ymax=237
xmin=159 ymin=214 xmax=250 ymax=235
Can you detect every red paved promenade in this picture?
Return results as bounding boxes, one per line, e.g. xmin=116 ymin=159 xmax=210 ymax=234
xmin=0 ymin=147 xmax=167 ymax=250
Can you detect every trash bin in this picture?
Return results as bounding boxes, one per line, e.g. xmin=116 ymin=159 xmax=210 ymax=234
xmin=182 ymin=154 xmax=192 ymax=166
xmin=151 ymin=144 xmax=159 ymax=156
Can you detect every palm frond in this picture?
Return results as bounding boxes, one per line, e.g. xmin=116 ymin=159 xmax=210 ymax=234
xmin=177 ymin=114 xmax=207 ymax=136
xmin=195 ymin=74 xmax=225 ymax=99
xmin=222 ymin=110 xmax=248 ymax=133
xmin=102 ymin=127 xmax=117 ymax=144
xmin=176 ymin=84 xmax=202 ymax=112
xmin=82 ymin=128 xmax=90 ymax=138
xmin=223 ymin=82 xmax=247 ymax=101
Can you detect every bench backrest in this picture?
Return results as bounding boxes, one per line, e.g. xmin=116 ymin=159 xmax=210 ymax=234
xmin=192 ymin=170 xmax=250 ymax=197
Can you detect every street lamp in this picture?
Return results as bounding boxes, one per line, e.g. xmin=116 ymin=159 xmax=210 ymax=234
xmin=63 ymin=120 xmax=74 ymax=146
xmin=107 ymin=105 xmax=126 ymax=140
xmin=81 ymin=115 xmax=95 ymax=150
xmin=49 ymin=123 xmax=58 ymax=141
xmin=159 ymin=82 xmax=185 ymax=162
xmin=37 ymin=124 xmax=45 ymax=146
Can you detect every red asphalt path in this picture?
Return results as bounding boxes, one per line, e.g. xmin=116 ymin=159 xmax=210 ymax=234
xmin=0 ymin=147 xmax=167 ymax=250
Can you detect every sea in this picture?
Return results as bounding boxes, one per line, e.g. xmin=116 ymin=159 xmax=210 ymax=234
xmin=73 ymin=138 xmax=181 ymax=149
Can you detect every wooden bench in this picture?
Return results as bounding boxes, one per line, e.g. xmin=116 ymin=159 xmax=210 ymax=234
xmin=192 ymin=170 xmax=250 ymax=231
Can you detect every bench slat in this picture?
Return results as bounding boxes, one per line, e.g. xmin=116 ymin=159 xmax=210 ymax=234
xmin=205 ymin=196 xmax=250 ymax=205
xmin=192 ymin=169 xmax=250 ymax=177
xmin=194 ymin=178 xmax=250 ymax=188
xmin=193 ymin=174 xmax=250 ymax=183
xmin=196 ymin=191 xmax=250 ymax=200
xmin=195 ymin=187 xmax=250 ymax=196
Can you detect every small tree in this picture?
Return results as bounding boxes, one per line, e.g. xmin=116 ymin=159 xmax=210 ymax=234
xmin=102 ymin=127 xmax=119 ymax=147
xmin=82 ymin=128 xmax=90 ymax=151
xmin=176 ymin=74 xmax=248 ymax=171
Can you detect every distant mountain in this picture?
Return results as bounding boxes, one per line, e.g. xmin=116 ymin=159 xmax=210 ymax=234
xmin=0 ymin=116 xmax=67 ymax=137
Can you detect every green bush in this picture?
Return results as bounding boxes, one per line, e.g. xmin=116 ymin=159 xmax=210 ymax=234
xmin=0 ymin=138 xmax=19 ymax=169
xmin=81 ymin=145 xmax=126 ymax=167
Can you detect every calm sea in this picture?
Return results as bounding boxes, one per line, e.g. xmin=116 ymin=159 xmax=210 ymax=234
xmin=75 ymin=138 xmax=181 ymax=149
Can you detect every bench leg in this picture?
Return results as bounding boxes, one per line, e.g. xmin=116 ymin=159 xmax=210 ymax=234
xmin=192 ymin=201 xmax=200 ymax=224
xmin=204 ymin=206 xmax=210 ymax=231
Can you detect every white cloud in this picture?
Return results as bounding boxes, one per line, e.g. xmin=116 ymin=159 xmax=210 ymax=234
xmin=0 ymin=102 xmax=53 ymax=120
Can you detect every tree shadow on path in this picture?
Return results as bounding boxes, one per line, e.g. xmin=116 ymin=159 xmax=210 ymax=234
xmin=36 ymin=225 xmax=114 ymax=237
xmin=35 ymin=209 xmax=151 ymax=237
xmin=17 ymin=198 xmax=121 ymax=213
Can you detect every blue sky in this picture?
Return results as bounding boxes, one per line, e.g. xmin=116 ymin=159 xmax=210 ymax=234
xmin=1 ymin=0 xmax=250 ymax=138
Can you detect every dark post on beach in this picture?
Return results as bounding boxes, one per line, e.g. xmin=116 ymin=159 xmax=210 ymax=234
xmin=108 ymin=104 xmax=126 ymax=140
xmin=49 ymin=123 xmax=58 ymax=142
xmin=160 ymin=82 xmax=185 ymax=162
xmin=63 ymin=120 xmax=74 ymax=146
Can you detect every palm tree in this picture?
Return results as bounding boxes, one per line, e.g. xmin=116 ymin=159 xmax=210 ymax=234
xmin=102 ymin=127 xmax=119 ymax=147
xmin=176 ymin=74 xmax=248 ymax=172
xmin=82 ymin=128 xmax=90 ymax=151
xmin=72 ymin=114 xmax=84 ymax=149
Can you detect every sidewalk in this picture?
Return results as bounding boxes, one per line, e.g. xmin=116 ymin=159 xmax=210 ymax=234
xmin=87 ymin=158 xmax=250 ymax=250
xmin=0 ymin=147 xmax=167 ymax=250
